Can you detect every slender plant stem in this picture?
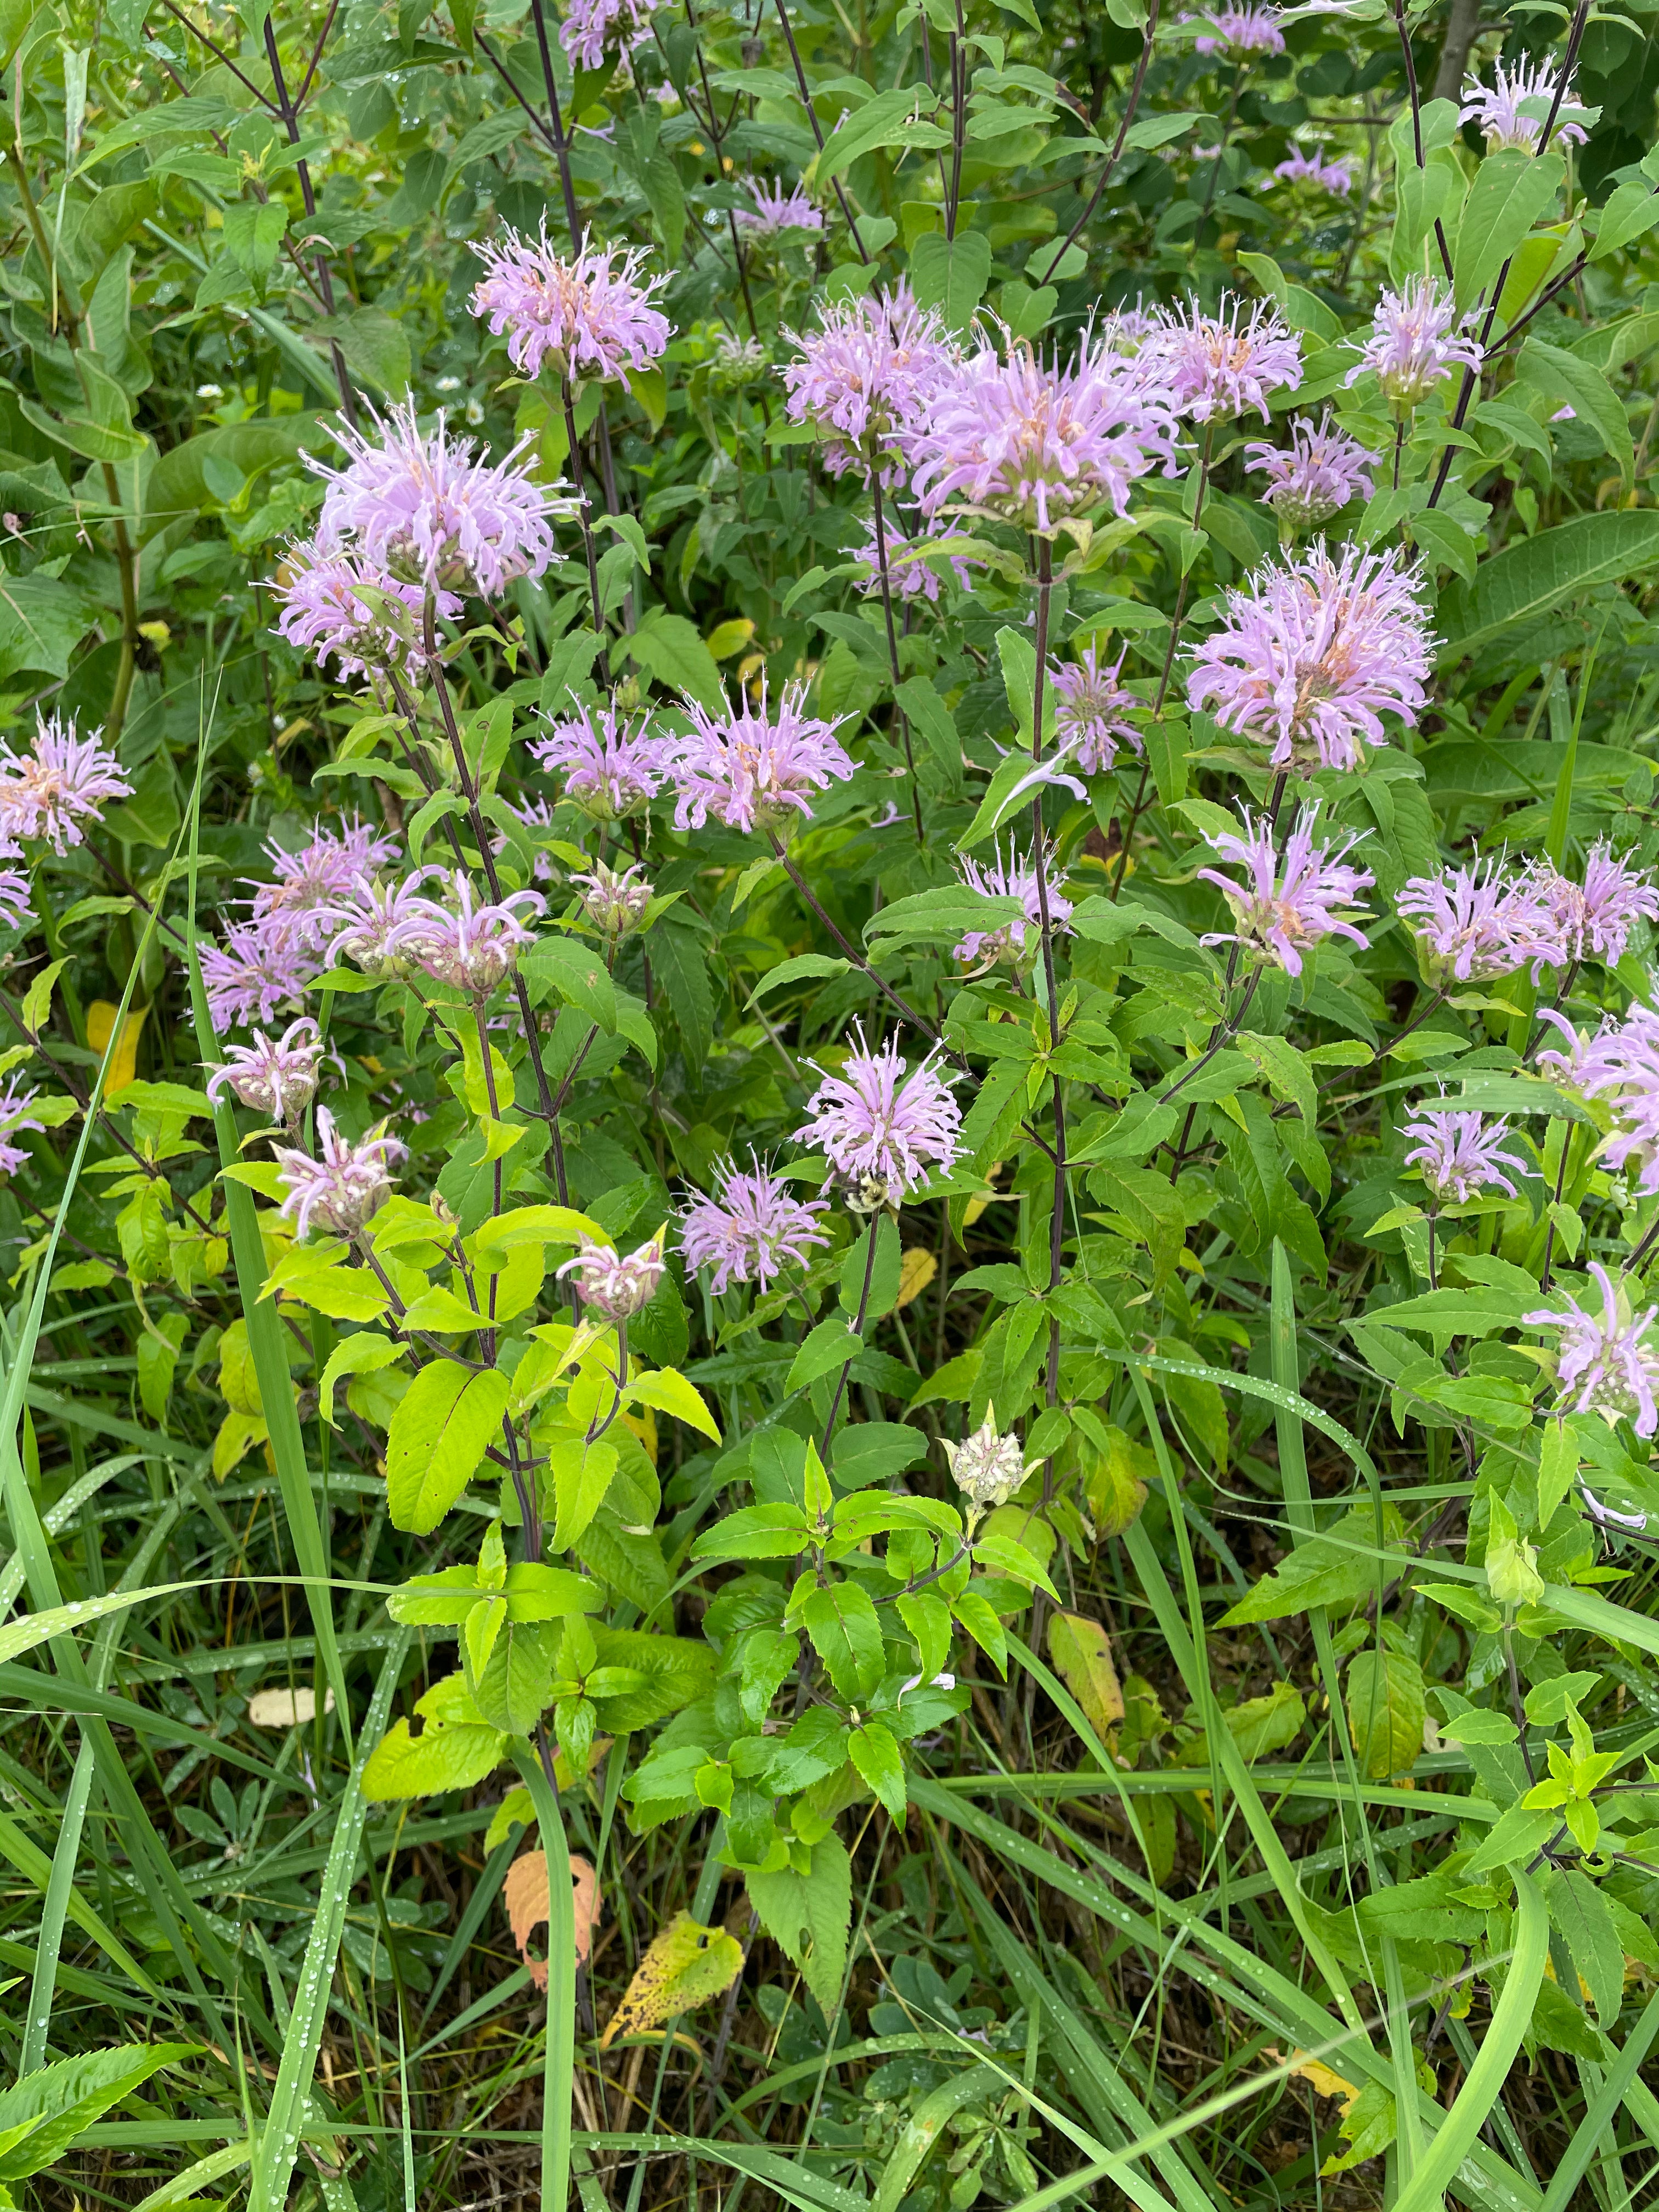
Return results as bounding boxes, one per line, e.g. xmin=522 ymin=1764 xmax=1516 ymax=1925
xmin=772 ymin=0 xmax=870 ymax=260
xmin=1037 ymin=0 xmax=1160 ymax=284
xmin=821 ymin=1215 xmax=882 ymax=1454
xmin=870 ymin=475 xmax=924 ymax=842
xmin=527 ymin=0 xmax=586 ymax=248
xmin=563 ymin=381 xmax=606 ymax=630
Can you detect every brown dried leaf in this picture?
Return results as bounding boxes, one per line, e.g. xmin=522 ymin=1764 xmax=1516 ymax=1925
xmin=504 ymin=1849 xmax=600 ymax=1991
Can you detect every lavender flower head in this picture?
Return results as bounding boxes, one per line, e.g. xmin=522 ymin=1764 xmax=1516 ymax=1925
xmin=1346 ymin=279 xmax=1483 ymax=413
xmin=0 ymin=1082 xmax=44 ymax=1177
xmin=0 ymin=871 xmax=32 ymax=930
xmin=574 ymin=859 xmax=653 ymax=940
xmin=1051 ymin=645 xmax=1142 ymax=773
xmin=469 ymin=230 xmax=672 ymax=391
xmin=1530 ymin=844 xmax=1659 ymax=966
xmin=668 ymin=679 xmax=854 ymax=837
xmin=1154 ymin=295 xmax=1303 ymax=424
xmin=1402 ymin=1109 xmax=1528 ymax=1206
xmin=206 ymin=1017 xmax=327 ymax=1123
xmin=273 ymin=1108 xmax=405 ymax=1240
xmin=1245 ymin=410 xmax=1376 ymax=533
xmin=1194 ymin=3 xmax=1285 ymax=54
xmin=680 ymin=1156 xmax=831 ymax=1294
xmin=734 ymin=179 xmax=823 ymax=239
xmin=311 ymin=400 xmax=577 ymax=600
xmin=0 ymin=712 xmax=131 ymax=854
xmin=559 ymin=0 xmax=662 ymax=67
xmin=1186 ymin=539 xmax=1433 ymax=776
xmin=250 ymin=816 xmax=400 ymax=953
xmin=1396 ymin=859 xmax=1565 ymax=988
xmin=320 ymin=870 xmax=444 ymax=979
xmin=782 ymin=284 xmax=957 ymax=483
xmin=1525 ymin=1261 xmax=1659 ymax=1439
xmin=393 ymin=872 xmax=546 ymax=994
xmin=200 ymin=914 xmax=321 ymax=1032
xmin=531 ymin=693 xmax=669 ymax=822
xmin=795 ymin=1025 xmax=963 ymax=1207
xmin=953 ymin=840 xmax=1075 ymax=967
xmin=1273 ymin=145 xmax=1353 ymax=193
xmin=910 ymin=329 xmax=1181 ymax=534
xmin=1197 ymin=805 xmax=1373 ymax=976
xmin=270 ymin=541 xmax=441 ymax=680
xmin=1538 ymin=1002 xmax=1659 ymax=1195
xmin=558 ymin=1228 xmax=667 ymax=1322
xmin=1460 ymin=57 xmax=1589 ymax=155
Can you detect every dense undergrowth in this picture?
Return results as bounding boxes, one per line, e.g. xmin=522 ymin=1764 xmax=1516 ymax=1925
xmin=4 ymin=0 xmax=1659 ymax=2205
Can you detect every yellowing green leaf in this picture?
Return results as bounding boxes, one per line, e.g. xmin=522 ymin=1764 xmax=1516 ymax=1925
xmin=386 ymin=1362 xmax=511 ymax=1534
xmin=600 ymin=1911 xmax=743 ymax=2048
xmin=1047 ymin=1612 xmax=1125 ymax=1748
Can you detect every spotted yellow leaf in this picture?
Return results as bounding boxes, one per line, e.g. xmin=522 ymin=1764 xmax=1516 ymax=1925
xmin=600 ymin=1912 xmax=742 ymax=2049
xmin=895 ymin=1246 xmax=937 ymax=1308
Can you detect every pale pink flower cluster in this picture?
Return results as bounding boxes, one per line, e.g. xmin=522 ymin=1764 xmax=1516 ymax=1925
xmin=1051 ymin=645 xmax=1142 ymax=774
xmin=206 ymin=1018 xmax=327 ymax=1122
xmin=308 ymin=400 xmax=576 ymax=600
xmin=1531 ymin=844 xmax=1659 ymax=966
xmin=1540 ymin=1002 xmax=1659 ymax=1195
xmin=273 ymin=1108 xmax=405 ymax=1239
xmin=1274 ymin=146 xmax=1353 ymax=194
xmin=1187 ymin=540 xmax=1433 ymax=775
xmin=531 ymin=695 xmax=671 ymax=821
xmin=1197 ymin=805 xmax=1373 ymax=975
xmin=270 ymin=544 xmax=443 ymax=682
xmin=1154 ymin=296 xmax=1303 ymax=424
xmin=0 ymin=1081 xmax=44 ymax=1176
xmin=783 ymin=284 xmax=957 ymax=484
xmin=1402 ymin=1109 xmax=1528 ymax=1206
xmin=1245 ymin=411 xmax=1376 ymax=532
xmin=680 ymin=1156 xmax=830 ymax=1294
xmin=250 ymin=818 xmax=399 ymax=955
xmin=470 ymin=230 xmax=672 ymax=390
xmin=0 ymin=712 xmax=130 ymax=855
xmin=668 ymin=681 xmax=854 ymax=836
xmin=558 ymin=1229 xmax=667 ymax=1322
xmin=1526 ymin=1262 xmax=1659 ymax=1438
xmin=1194 ymin=4 xmax=1285 ymax=55
xmin=909 ymin=330 xmax=1181 ymax=532
xmin=735 ymin=180 xmax=823 ymax=239
xmin=559 ymin=0 xmax=662 ymax=67
xmin=953 ymin=841 xmax=1074 ymax=967
xmin=1460 ymin=58 xmax=1589 ymax=155
xmin=1347 ymin=280 xmax=1483 ymax=413
xmin=795 ymin=1026 xmax=962 ymax=1205
xmin=1396 ymin=857 xmax=1565 ymax=986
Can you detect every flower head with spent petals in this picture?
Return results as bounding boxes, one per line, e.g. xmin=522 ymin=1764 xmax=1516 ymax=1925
xmin=273 ymin=1109 xmax=405 ymax=1240
xmin=1346 ymin=279 xmax=1483 ymax=412
xmin=1051 ymin=645 xmax=1143 ymax=773
xmin=574 ymin=859 xmax=653 ymax=940
xmin=558 ymin=0 xmax=662 ymax=67
xmin=270 ymin=541 xmax=443 ymax=680
xmin=668 ymin=679 xmax=854 ymax=837
xmin=1396 ymin=859 xmax=1566 ymax=987
xmin=0 ymin=1082 xmax=44 ymax=1176
xmin=1460 ymin=57 xmax=1589 ymax=154
xmin=1528 ymin=844 xmax=1659 ymax=965
xmin=469 ymin=230 xmax=672 ymax=390
xmin=795 ymin=1025 xmax=962 ymax=1206
xmin=1197 ymin=805 xmax=1373 ymax=975
xmin=1154 ymin=295 xmax=1303 ymax=424
xmin=1538 ymin=1002 xmax=1659 ymax=1195
xmin=1186 ymin=539 xmax=1433 ymax=776
xmin=320 ymin=870 xmax=443 ymax=978
xmin=0 ymin=712 xmax=131 ymax=854
xmin=734 ymin=179 xmax=823 ymax=238
xmin=311 ymin=400 xmax=576 ymax=599
xmin=200 ymin=915 xmax=321 ymax=1032
xmin=1402 ymin=1109 xmax=1529 ymax=1205
xmin=953 ymin=840 xmax=1075 ymax=967
xmin=910 ymin=328 xmax=1181 ymax=533
xmin=250 ymin=816 xmax=399 ymax=952
xmin=1273 ymin=145 xmax=1353 ymax=193
xmin=680 ymin=1156 xmax=831 ymax=1294
xmin=531 ymin=693 xmax=670 ymax=821
xmin=389 ymin=872 xmax=546 ymax=994
xmin=1194 ymin=4 xmax=1285 ymax=54
xmin=1245 ymin=410 xmax=1376 ymax=532
xmin=206 ymin=1018 xmax=328 ymax=1123
xmin=782 ymin=283 xmax=957 ymax=483
xmin=558 ymin=1228 xmax=667 ymax=1322
xmin=1525 ymin=1262 xmax=1659 ymax=1438
xmin=943 ymin=1413 xmax=1033 ymax=1510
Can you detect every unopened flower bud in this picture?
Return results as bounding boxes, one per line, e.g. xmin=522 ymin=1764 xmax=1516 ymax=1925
xmin=575 ymin=860 xmax=652 ymax=940
xmin=942 ymin=1413 xmax=1031 ymax=1510
xmin=558 ymin=1227 xmax=667 ymax=1323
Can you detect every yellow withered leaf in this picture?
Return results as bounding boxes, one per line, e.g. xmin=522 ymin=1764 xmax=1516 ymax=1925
xmin=1288 ymin=2053 xmax=1358 ymax=2109
xmin=87 ymin=1001 xmax=149 ymax=1097
xmin=895 ymin=1247 xmax=937 ymax=1309
xmin=1048 ymin=1612 xmax=1125 ymax=1745
xmin=600 ymin=1912 xmax=743 ymax=2049
xmin=504 ymin=1849 xmax=600 ymax=1993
